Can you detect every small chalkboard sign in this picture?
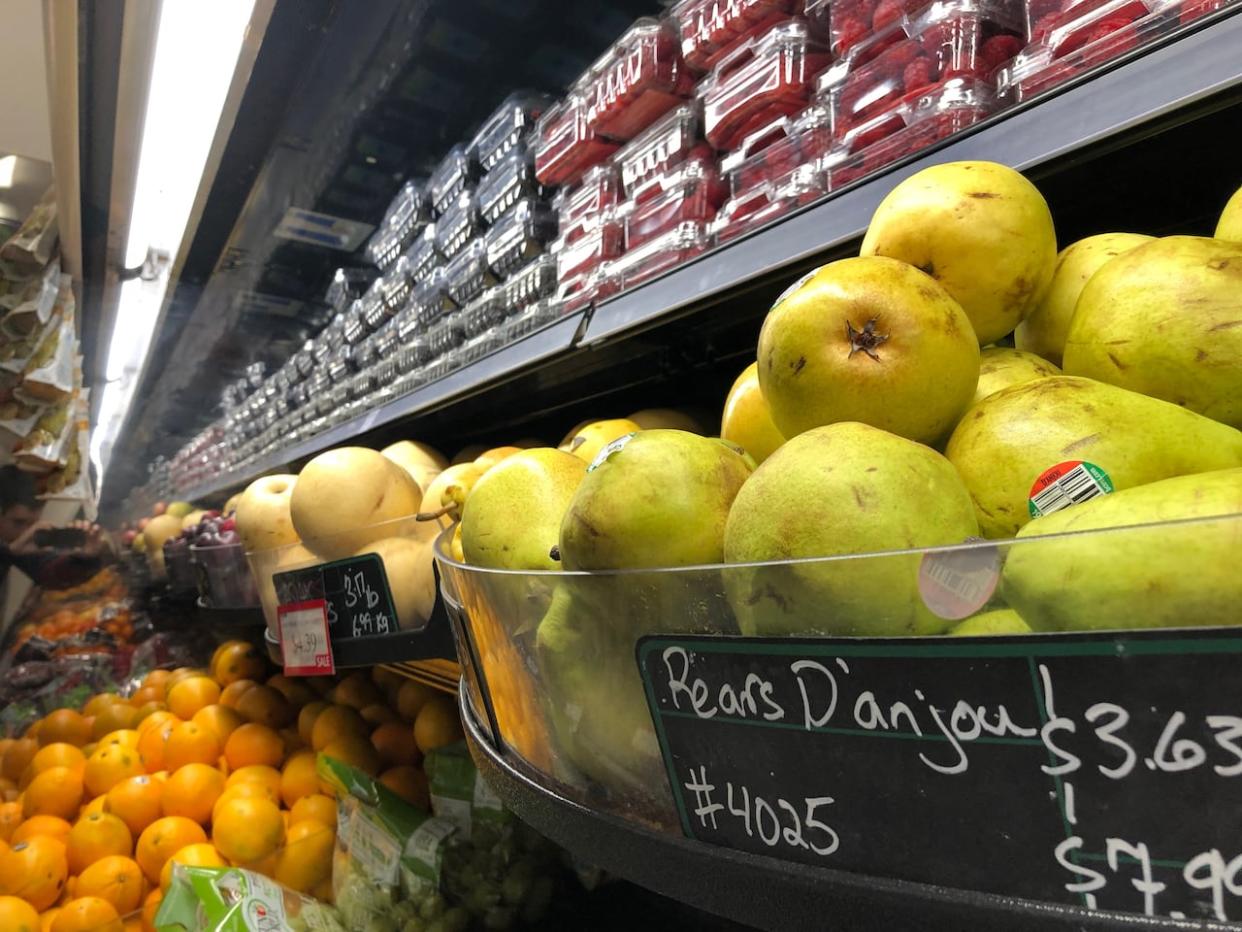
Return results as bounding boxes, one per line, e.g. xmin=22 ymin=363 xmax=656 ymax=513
xmin=637 ymin=630 xmax=1242 ymax=925
xmin=274 ymin=553 xmax=397 ymax=640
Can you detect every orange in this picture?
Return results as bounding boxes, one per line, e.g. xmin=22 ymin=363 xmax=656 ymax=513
xmin=131 ymin=703 xmax=167 ymax=729
xmin=140 ymin=671 xmax=170 ymax=692
xmin=11 ymin=815 xmax=72 ymax=847
xmin=157 ymin=842 xmax=223 ymax=892
xmin=280 ymin=728 xmax=306 ymax=756
xmin=370 ymin=722 xmax=419 ymax=768
xmin=134 ymin=817 xmax=206 ymax=885
xmin=0 ymin=895 xmax=39 ymax=932
xmin=0 ymin=776 xmax=16 ymax=803
xmin=136 ymin=720 xmax=176 ymax=775
xmin=273 ymin=820 xmax=333 ymax=893
xmin=49 ymin=896 xmax=121 ymax=932
xmin=320 ymin=734 xmax=380 ymax=778
xmin=190 ymin=706 xmax=243 ymax=744
xmin=73 ymin=855 xmax=145 ymax=915
xmin=396 ymin=681 xmax=436 ymax=722
xmin=81 ymin=796 xmax=107 ymax=818
xmin=128 ymin=687 xmax=162 ymax=708
xmin=165 ymin=678 xmax=219 ymax=721
xmin=0 ymin=801 xmax=23 ymax=841
xmin=135 ymin=712 xmax=176 ymax=739
xmin=225 ymin=765 xmax=281 ymax=796
xmin=330 ymin=674 xmax=383 ymax=711
xmin=213 ymin=782 xmax=278 ymax=819
xmin=296 ymin=702 xmax=329 ymax=746
xmin=160 ymin=765 xmax=224 ymax=826
xmin=82 ymin=695 xmax=122 ymax=719
xmin=161 ymin=723 xmax=220 ymax=772
xmin=140 ymin=889 xmax=161 ymax=932
xmin=2 ymin=738 xmax=38 ymax=781
xmin=83 ymin=745 xmax=144 ymax=799
xmin=218 ymin=680 xmax=257 ymax=709
xmin=96 ymin=731 xmax=139 ymax=751
xmin=378 ymin=766 xmax=429 ymax=809
xmin=0 ymin=836 xmax=68 ymax=910
xmin=104 ymin=776 xmax=162 ymax=837
xmin=310 ymin=705 xmax=366 ymax=752
xmin=265 ymin=675 xmax=316 ymax=708
xmin=162 ymin=668 xmax=207 ymax=691
xmin=22 ymin=767 xmax=84 ymax=820
xmin=278 ymin=752 xmax=318 ymax=808
xmin=211 ymin=796 xmax=283 ymax=865
xmin=289 ymin=794 xmax=336 ymax=831
xmin=38 ymin=711 xmax=91 ymax=749
xmin=234 ymin=686 xmax=294 ymax=730
xmin=360 ymin=704 xmax=399 ymax=727
xmin=30 ymin=745 xmax=86 ymax=777
xmin=66 ymin=813 xmax=132 ymax=874
xmin=90 ymin=706 xmax=138 ymax=742
xmin=211 ymin=643 xmax=265 ymax=686
xmin=41 ymin=908 xmax=62 ymax=931
xmin=223 ymin=724 xmax=284 ymax=770
xmin=413 ymin=697 xmax=463 ymax=753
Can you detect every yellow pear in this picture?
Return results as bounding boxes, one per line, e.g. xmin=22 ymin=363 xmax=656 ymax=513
xmin=861 ymin=161 xmax=1057 ymax=344
xmin=417 ymin=462 xmax=486 ymax=529
xmin=972 ymin=347 xmax=1060 ymax=407
xmin=235 ymin=474 xmax=300 ymax=552
xmin=559 ymin=418 xmax=641 ymax=465
xmin=1216 ymin=184 xmax=1242 ymax=241
xmin=290 ymin=447 xmax=422 ymax=559
xmin=949 ymin=609 xmax=1030 ymax=636
xmin=720 ymin=362 xmax=785 ymax=464
xmin=451 ymin=444 xmax=486 ymax=465
xmin=474 ymin=446 xmax=523 ymax=471
xmin=381 ymin=440 xmax=445 ymax=491
xmin=355 ymin=537 xmax=437 ymax=631
xmin=1015 ymin=232 xmax=1153 ymax=366
xmin=626 ymin=408 xmax=704 ymax=433
xmin=142 ymin=514 xmax=184 ymax=577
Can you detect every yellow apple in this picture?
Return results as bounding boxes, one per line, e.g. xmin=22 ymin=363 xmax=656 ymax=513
xmin=166 ymin=501 xmax=195 ymax=518
xmin=235 ymin=474 xmax=300 ymax=553
xmin=355 ymin=537 xmax=437 ymax=631
xmin=474 ymin=446 xmax=522 ymax=471
xmin=720 ymin=362 xmax=785 ymax=464
xmin=381 ymin=440 xmax=446 ymax=492
xmin=291 ymin=447 xmax=422 ymax=559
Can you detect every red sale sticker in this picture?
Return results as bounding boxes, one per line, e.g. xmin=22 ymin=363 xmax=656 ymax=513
xmin=278 ymin=599 xmax=335 ymax=677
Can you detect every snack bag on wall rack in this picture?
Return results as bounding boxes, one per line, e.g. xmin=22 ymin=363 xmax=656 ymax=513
xmin=0 ymin=185 xmax=59 ymax=277
xmin=0 ymin=287 xmax=61 ymax=376
xmin=18 ymin=278 xmax=75 ymax=403
xmin=0 ymin=385 xmax=46 ymax=446
xmin=37 ymin=390 xmax=95 ymax=518
xmin=12 ymin=385 xmax=77 ymax=473
xmin=0 ymin=258 xmax=60 ymax=338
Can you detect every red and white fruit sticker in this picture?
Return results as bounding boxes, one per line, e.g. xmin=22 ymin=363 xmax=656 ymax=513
xmin=918 ymin=543 xmax=1001 ymax=621
xmin=278 ymin=599 xmax=335 ymax=677
xmin=1028 ymin=460 xmax=1114 ymax=518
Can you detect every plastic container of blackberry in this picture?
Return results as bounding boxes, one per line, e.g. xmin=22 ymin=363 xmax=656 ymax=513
xmin=407 ymin=267 xmax=459 ymax=328
xmin=325 ymin=266 xmax=379 ymax=313
xmin=445 ymin=239 xmax=500 ymax=307
xmin=505 ymin=253 xmax=559 ymax=309
xmin=459 ymin=286 xmax=509 ymax=338
xmin=472 ymin=91 xmax=557 ymax=173
xmin=485 ymin=199 xmax=558 ymax=278
xmin=404 ymin=224 xmax=443 ymax=284
xmin=476 ymin=147 xmax=547 ymax=226
xmin=435 ymin=191 xmax=486 ymax=260
xmin=428 ymin=144 xmax=481 ymax=215
xmin=501 ymin=296 xmax=565 ymax=342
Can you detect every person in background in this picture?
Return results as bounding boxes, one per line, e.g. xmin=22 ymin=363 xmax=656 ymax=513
xmin=0 ymin=465 xmax=113 ymax=588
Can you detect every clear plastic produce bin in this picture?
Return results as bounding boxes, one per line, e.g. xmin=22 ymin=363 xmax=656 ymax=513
xmin=485 ymin=199 xmax=558 ymax=278
xmin=555 ymin=163 xmax=623 ymax=235
xmin=699 ymin=20 xmax=832 ymax=151
xmin=581 ymin=18 xmax=697 ymax=142
xmin=407 ymin=267 xmax=457 ymax=328
xmin=996 ymin=0 xmax=1231 ymax=101
xmin=622 ymin=159 xmax=729 ymax=250
xmin=504 ymin=253 xmax=558 ymax=309
xmin=476 ymin=148 xmax=545 ymax=226
xmin=404 ymin=224 xmax=442 ymax=284
xmin=459 ymin=286 xmax=508 ymax=338
xmin=445 ymin=239 xmax=498 ymax=307
xmin=471 ymin=90 xmax=556 ymax=173
xmin=436 ymin=513 xmax=1242 ymax=829
xmin=553 ymin=213 xmax=625 ymax=283
xmin=671 ymin=0 xmax=803 ymax=73
xmin=435 ymin=192 xmax=485 ymax=260
xmin=606 ymin=220 xmax=712 ymax=291
xmin=534 ymin=95 xmax=621 ymax=187
xmin=713 ymin=163 xmax=828 ymax=242
xmin=428 ymin=143 xmax=480 ymax=215
xmin=816 ymin=0 xmax=1023 ymax=137
xmin=614 ymin=104 xmax=709 ymax=200
xmin=500 ymin=296 xmax=565 ymax=342
xmin=722 ymin=104 xmax=833 ymax=195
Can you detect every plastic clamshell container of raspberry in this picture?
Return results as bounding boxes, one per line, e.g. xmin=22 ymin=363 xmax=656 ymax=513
xmin=713 ymin=161 xmax=828 ymax=243
xmin=698 ymin=19 xmax=833 ymax=152
xmin=608 ymin=220 xmax=712 ymax=291
xmin=721 ymin=103 xmax=834 ymax=196
xmin=553 ymin=211 xmax=626 ymax=284
xmin=622 ymin=159 xmax=729 ymax=251
xmin=671 ymin=0 xmax=802 ymax=73
xmin=534 ymin=94 xmax=621 ymax=187
xmin=555 ymin=163 xmax=624 ymax=237
xmin=613 ymin=104 xmax=714 ymax=200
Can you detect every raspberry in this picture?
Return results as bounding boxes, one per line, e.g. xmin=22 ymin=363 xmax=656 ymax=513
xmin=878 ymin=38 xmax=924 ymax=70
xmin=1031 ymin=12 xmax=1061 ymax=41
xmin=873 ymin=0 xmax=907 ymax=31
xmin=979 ymin=34 xmax=1024 ymax=70
xmin=902 ymin=57 xmax=936 ymax=92
xmin=834 ymin=16 xmax=870 ymax=53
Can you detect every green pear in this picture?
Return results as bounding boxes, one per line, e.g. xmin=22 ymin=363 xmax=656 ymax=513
xmin=1216 ymin=184 xmax=1242 ymax=241
xmin=1063 ymin=236 xmax=1242 ymax=429
xmin=757 ymin=256 xmax=979 ymax=445
xmin=973 ymin=347 xmax=1061 ymax=407
xmin=861 ymin=161 xmax=1057 ymax=344
xmin=1003 ymin=468 xmax=1242 ymax=631
xmin=720 ymin=361 xmax=786 ymax=464
xmin=1015 ymin=233 xmax=1153 ymax=366
xmin=723 ymin=422 xmax=979 ymax=636
xmin=461 ymin=448 xmax=586 ymax=570
xmin=948 ymin=609 xmax=1030 ymax=637
xmin=559 ymin=429 xmax=753 ymax=570
xmin=945 ymin=376 xmax=1242 ymax=539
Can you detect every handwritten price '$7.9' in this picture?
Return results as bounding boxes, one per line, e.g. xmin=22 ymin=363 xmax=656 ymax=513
xmin=684 ymin=765 xmax=839 ymax=857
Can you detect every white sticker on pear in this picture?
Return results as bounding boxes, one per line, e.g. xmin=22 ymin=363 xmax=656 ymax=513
xmin=587 ymin=432 xmax=637 ymax=472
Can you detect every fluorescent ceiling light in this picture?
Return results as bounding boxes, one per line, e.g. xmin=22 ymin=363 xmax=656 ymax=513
xmin=91 ymin=0 xmax=255 ymax=483
xmin=0 ymin=155 xmax=15 ymax=188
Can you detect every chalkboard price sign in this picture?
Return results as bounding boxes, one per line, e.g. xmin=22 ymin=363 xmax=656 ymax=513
xmin=637 ymin=631 xmax=1242 ymax=924
xmin=274 ymin=553 xmax=397 ymax=641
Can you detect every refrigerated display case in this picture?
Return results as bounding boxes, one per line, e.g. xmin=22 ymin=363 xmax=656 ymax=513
xmin=6 ymin=0 xmax=1242 ymax=928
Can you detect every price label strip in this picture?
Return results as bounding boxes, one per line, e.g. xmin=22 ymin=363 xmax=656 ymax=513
xmin=278 ymin=600 xmax=334 ymax=677
xmin=274 ymin=552 xmax=399 ymax=643
xmin=638 ymin=630 xmax=1242 ymax=923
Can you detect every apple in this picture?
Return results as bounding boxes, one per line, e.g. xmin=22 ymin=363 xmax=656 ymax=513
xmin=291 ymin=447 xmax=422 ymax=559
xmin=235 ymin=474 xmax=301 ymax=552
xmin=355 ymin=537 xmax=437 ymax=631
xmin=180 ymin=509 xmax=207 ymax=530
xmin=137 ymin=517 xmax=150 ymax=532
xmin=143 ymin=513 xmax=184 ymax=578
xmin=121 ymin=529 xmax=137 ymax=546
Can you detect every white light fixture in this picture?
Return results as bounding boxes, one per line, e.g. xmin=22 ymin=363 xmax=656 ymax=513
xmin=91 ymin=0 xmax=256 ymax=483
xmin=0 ymin=155 xmax=15 ymax=188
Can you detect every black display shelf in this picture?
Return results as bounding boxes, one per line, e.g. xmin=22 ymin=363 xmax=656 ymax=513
xmin=461 ymin=694 xmax=1235 ymax=932
xmin=171 ymin=10 xmax=1242 ymax=505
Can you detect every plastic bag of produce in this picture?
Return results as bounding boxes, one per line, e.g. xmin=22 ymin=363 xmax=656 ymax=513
xmin=155 ymin=863 xmax=347 ymax=932
xmin=0 ymin=388 xmax=46 ymax=441
xmin=0 ymin=287 xmax=61 ymax=375
xmin=19 ymin=281 xmax=74 ymax=403
xmin=13 ymin=387 xmax=75 ymax=473
xmin=0 ymin=260 xmax=60 ymax=335
xmin=0 ymin=186 xmax=58 ymax=277
xmin=426 ymin=742 xmax=511 ymax=836
xmin=37 ymin=390 xmax=94 ymax=511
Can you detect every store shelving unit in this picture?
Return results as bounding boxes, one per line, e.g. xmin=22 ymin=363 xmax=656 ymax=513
xmin=166 ymin=9 xmax=1242 ymax=504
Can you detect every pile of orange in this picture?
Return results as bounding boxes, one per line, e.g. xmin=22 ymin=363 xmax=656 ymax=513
xmin=0 ymin=640 xmax=463 ymax=929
